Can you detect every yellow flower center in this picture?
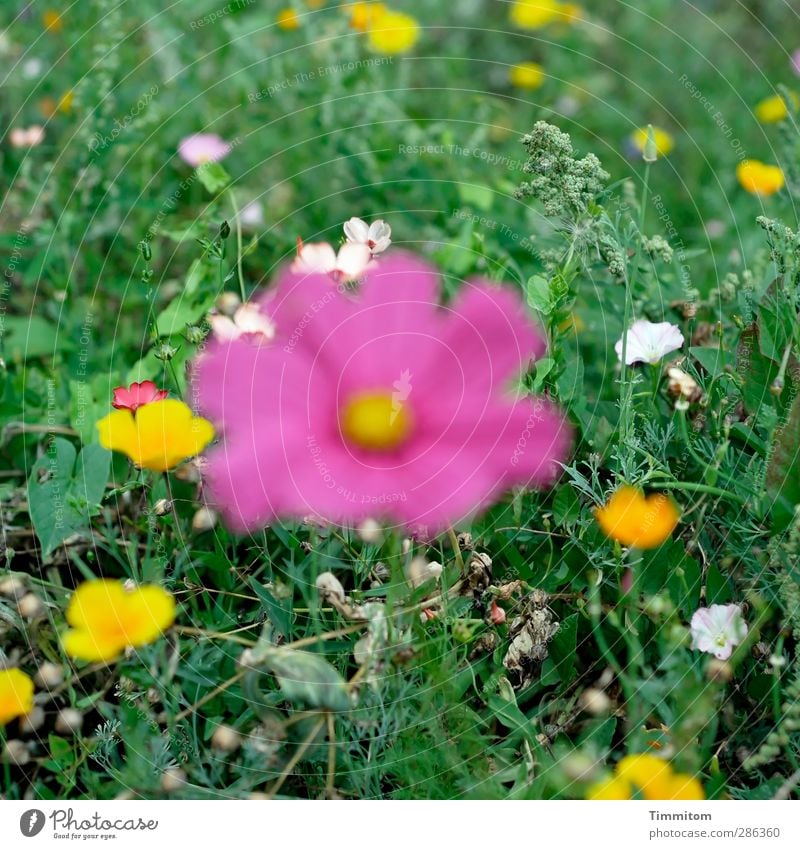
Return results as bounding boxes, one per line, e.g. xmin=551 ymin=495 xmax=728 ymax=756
xmin=340 ymin=391 xmax=412 ymax=451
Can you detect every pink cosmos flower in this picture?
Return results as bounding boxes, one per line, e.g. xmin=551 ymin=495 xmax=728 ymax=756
xmin=112 ymin=381 xmax=168 ymax=413
xmin=193 ymin=253 xmax=570 ymax=533
xmin=291 ymin=240 xmax=372 ymax=283
xmin=690 ymin=604 xmax=748 ymax=660
xmin=615 ymin=319 xmax=684 ymax=366
xmin=178 ymin=133 xmax=231 ymax=167
xmin=208 ymin=302 xmax=275 ymax=344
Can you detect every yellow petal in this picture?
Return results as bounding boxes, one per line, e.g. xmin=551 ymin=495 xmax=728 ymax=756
xmin=122 ymin=586 xmax=177 ymax=647
xmin=595 ymin=486 xmax=678 ymax=549
xmin=97 ymin=409 xmax=138 ymax=459
xmin=62 ymin=628 xmax=126 ymax=663
xmin=66 ymin=579 xmax=129 ymax=631
xmin=587 ymin=775 xmax=631 ymax=800
xmin=0 ymin=669 xmax=35 ymax=725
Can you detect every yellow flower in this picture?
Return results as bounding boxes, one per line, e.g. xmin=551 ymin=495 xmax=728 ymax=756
xmin=366 ymin=9 xmax=420 ymax=54
xmin=0 ymin=669 xmax=34 ymax=725
xmin=595 ymin=486 xmax=679 ymax=549
xmin=754 ymin=92 xmax=797 ymax=124
xmin=736 ymin=160 xmax=785 ymax=196
xmin=510 ymin=0 xmax=579 ymax=28
xmin=348 ymin=1 xmax=387 ymax=30
xmin=631 ymin=125 xmax=674 ymax=157
xmin=589 ymin=754 xmax=704 ymax=800
xmin=62 ymin=580 xmax=176 ymax=662
xmin=43 ymin=10 xmax=64 ymax=32
xmin=58 ymin=90 xmax=74 ymax=115
xmin=510 ymin=62 xmax=545 ymax=90
xmin=97 ymin=399 xmax=214 ymax=472
xmin=277 ymin=8 xmax=300 ymax=30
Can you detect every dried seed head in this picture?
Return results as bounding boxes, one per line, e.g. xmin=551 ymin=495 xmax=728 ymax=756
xmin=706 ymin=659 xmax=733 ymax=683
xmin=356 ymin=518 xmax=383 ymax=545
xmin=580 ymin=688 xmax=612 ymax=716
xmin=0 ymin=575 xmax=26 ymax=599
xmin=19 ymin=706 xmax=46 ymax=734
xmin=161 ymin=767 xmax=187 ymax=792
xmin=316 ymin=572 xmax=346 ymax=605
xmin=211 ymin=724 xmax=242 ymax=752
xmin=18 ymin=593 xmax=44 ymax=619
xmin=192 ymin=506 xmax=218 ymax=533
xmin=153 ymin=498 xmax=173 ymax=516
xmin=55 ymin=708 xmax=84 ymax=734
xmin=3 ymin=739 xmax=30 ymax=765
xmin=35 ymin=662 xmax=64 ymax=689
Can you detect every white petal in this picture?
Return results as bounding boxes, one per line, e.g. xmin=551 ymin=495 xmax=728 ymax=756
xmin=234 ymin=303 xmax=275 ymax=339
xmin=208 ymin=314 xmax=239 ymax=341
xmin=343 ymin=217 xmax=370 ymax=244
xmin=293 ymin=242 xmax=338 ymax=274
xmin=336 ymin=242 xmax=372 ymax=280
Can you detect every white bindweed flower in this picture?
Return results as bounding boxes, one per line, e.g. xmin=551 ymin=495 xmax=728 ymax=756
xmin=615 ymin=319 xmax=684 ymax=365
xmin=292 ymin=240 xmax=372 ymax=283
xmin=343 ymin=217 xmax=392 ymax=255
xmin=690 ymin=604 xmax=748 ymax=661
xmin=208 ymin=302 xmax=275 ymax=344
xmin=238 ymin=200 xmax=264 ymax=228
xmin=9 ymin=125 xmax=45 ymax=148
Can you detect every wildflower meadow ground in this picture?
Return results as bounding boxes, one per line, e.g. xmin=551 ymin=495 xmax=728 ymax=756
xmin=2 ymin=0 xmax=800 ymax=814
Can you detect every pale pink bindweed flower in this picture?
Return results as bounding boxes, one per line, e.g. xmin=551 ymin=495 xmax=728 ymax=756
xmin=208 ymin=302 xmax=275 ymax=345
xmin=178 ymin=133 xmax=231 ymax=167
xmin=10 ymin=125 xmax=45 ymax=148
xmin=343 ymin=217 xmax=392 ymax=255
xmin=690 ymin=604 xmax=748 ymax=660
xmin=792 ymin=48 xmax=800 ymax=76
xmin=615 ymin=319 xmax=684 ymax=366
xmin=291 ymin=240 xmax=372 ymax=283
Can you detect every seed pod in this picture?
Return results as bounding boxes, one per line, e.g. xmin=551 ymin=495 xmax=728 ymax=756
xmin=211 ymin=724 xmax=241 ymax=752
xmin=55 ymin=708 xmax=84 ymax=734
xmin=35 ymin=662 xmax=64 ymax=689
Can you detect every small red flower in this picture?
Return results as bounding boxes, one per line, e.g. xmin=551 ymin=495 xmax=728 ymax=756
xmin=112 ymin=381 xmax=168 ymax=413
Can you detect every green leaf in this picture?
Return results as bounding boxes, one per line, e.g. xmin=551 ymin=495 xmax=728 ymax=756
xmin=259 ymin=647 xmax=351 ymax=712
xmin=1 ymin=316 xmax=71 ymax=360
xmin=196 ymin=161 xmax=230 ymax=193
xmin=525 ymin=275 xmax=551 ymax=315
xmin=689 ymin=345 xmax=734 ymax=378
xmin=27 ymin=438 xmax=111 ymax=558
xmin=547 ymin=613 xmax=578 ymax=683
xmin=250 ymin=579 xmax=292 ymax=637
xmin=457 ymin=182 xmax=494 ymax=211
xmin=765 ymin=390 xmax=800 ymax=530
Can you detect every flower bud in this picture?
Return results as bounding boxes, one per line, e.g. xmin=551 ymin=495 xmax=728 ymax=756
xmin=3 ymin=739 xmax=30 ymax=765
xmin=642 ymin=124 xmax=659 ymax=163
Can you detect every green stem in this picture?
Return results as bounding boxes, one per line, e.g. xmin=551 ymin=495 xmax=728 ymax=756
xmin=227 ymin=189 xmax=247 ymax=303
xmin=654 ymin=480 xmax=748 ymax=506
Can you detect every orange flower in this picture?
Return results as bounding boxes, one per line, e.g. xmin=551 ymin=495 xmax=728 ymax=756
xmin=595 ymin=486 xmax=679 ymax=549
xmin=588 ymin=754 xmax=704 ymax=800
xmin=736 ymin=160 xmax=785 ymax=196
